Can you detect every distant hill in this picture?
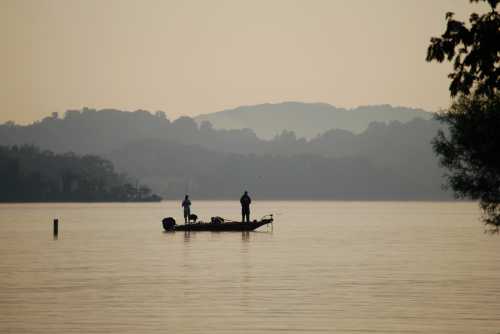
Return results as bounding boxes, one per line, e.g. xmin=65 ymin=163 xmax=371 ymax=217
xmin=195 ymin=102 xmax=434 ymax=139
xmin=0 ymin=107 xmax=450 ymax=200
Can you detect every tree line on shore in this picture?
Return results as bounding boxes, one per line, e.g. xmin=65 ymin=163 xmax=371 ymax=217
xmin=0 ymin=145 xmax=161 ymax=202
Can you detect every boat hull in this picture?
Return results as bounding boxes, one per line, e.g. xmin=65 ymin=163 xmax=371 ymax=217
xmin=164 ymin=219 xmax=273 ymax=232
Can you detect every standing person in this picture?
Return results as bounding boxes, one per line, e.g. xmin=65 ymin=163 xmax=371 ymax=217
xmin=240 ymin=191 xmax=252 ymax=223
xmin=182 ymin=195 xmax=191 ymax=224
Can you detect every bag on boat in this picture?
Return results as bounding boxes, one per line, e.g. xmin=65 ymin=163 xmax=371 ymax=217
xmin=210 ymin=216 xmax=224 ymax=224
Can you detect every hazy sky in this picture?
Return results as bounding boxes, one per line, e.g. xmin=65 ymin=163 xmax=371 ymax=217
xmin=1 ymin=0 xmax=488 ymax=124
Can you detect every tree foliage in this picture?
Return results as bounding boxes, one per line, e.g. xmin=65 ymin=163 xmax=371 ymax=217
xmin=433 ymin=94 xmax=500 ymax=227
xmin=426 ymin=0 xmax=499 ymax=98
xmin=427 ymin=0 xmax=500 ymax=229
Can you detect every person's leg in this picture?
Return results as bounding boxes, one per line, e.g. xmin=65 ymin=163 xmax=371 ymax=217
xmin=241 ymin=209 xmax=245 ymax=222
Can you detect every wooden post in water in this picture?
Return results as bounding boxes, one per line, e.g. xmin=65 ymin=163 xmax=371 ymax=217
xmin=53 ymin=219 xmax=59 ymax=237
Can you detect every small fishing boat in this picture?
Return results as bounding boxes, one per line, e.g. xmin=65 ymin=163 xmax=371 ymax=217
xmin=162 ymin=215 xmax=273 ymax=232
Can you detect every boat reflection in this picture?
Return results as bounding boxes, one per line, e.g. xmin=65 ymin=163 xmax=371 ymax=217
xmin=174 ymin=230 xmax=272 ymax=243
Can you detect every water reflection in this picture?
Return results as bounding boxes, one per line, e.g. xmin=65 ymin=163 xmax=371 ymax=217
xmin=0 ymin=201 xmax=498 ymax=334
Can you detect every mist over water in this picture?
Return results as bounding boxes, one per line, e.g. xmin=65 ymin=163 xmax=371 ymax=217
xmin=1 ymin=201 xmax=499 ymax=333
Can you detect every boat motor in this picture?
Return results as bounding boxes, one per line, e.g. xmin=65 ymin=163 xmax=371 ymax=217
xmin=162 ymin=217 xmax=176 ymax=231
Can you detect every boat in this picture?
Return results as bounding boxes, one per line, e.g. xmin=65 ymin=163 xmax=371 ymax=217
xmin=162 ymin=215 xmax=273 ymax=232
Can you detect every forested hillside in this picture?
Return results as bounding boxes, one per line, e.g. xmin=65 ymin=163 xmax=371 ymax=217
xmin=0 ymin=107 xmax=449 ymax=200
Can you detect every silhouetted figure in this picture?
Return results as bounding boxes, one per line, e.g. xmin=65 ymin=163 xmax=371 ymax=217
xmin=240 ymin=191 xmax=252 ymax=222
xmin=182 ymin=195 xmax=191 ymax=224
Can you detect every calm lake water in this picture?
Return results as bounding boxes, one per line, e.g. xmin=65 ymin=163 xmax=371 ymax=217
xmin=0 ymin=201 xmax=499 ymax=333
